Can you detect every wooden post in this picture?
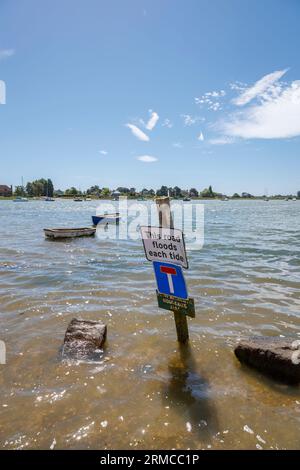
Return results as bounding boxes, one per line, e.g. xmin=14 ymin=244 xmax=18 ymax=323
xmin=155 ymin=197 xmax=189 ymax=343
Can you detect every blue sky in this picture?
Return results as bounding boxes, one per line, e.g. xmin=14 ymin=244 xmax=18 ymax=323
xmin=0 ymin=0 xmax=300 ymax=195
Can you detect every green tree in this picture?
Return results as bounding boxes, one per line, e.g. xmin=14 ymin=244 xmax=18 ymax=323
xmin=14 ymin=186 xmax=25 ymax=196
xmin=38 ymin=179 xmax=48 ymax=196
xmin=173 ymin=186 xmax=182 ymax=198
xmin=156 ymin=185 xmax=168 ymax=197
xmin=31 ymin=181 xmax=44 ymax=196
xmin=25 ymin=178 xmax=54 ymax=197
xmin=189 ymin=188 xmax=199 ymax=198
xmin=201 ymin=185 xmax=215 ymax=198
xmin=26 ymin=182 xmax=34 ymax=197
xmin=46 ymin=179 xmax=54 ymax=197
xmin=232 ymin=193 xmax=240 ymax=198
xmin=101 ymin=187 xmax=110 ymax=197
xmin=87 ymin=185 xmax=100 ymax=196
xmin=117 ymin=187 xmax=130 ymax=194
xmin=65 ymin=187 xmax=79 ymax=196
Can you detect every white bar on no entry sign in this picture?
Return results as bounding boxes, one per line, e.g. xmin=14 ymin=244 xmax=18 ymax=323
xmin=140 ymin=226 xmax=188 ymax=269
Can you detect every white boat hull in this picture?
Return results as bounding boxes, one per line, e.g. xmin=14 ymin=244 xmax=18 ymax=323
xmin=44 ymin=227 xmax=96 ymax=239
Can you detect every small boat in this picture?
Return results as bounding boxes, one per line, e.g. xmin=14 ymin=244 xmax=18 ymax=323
xmin=85 ymin=197 xmax=92 ymax=201
xmin=44 ymin=227 xmax=96 ymax=239
xmin=183 ymin=197 xmax=191 ymax=202
xmin=44 ymin=197 xmax=55 ymax=201
xmin=13 ymin=196 xmax=28 ymax=202
xmin=92 ymin=213 xmax=120 ymax=226
xmin=73 ymin=197 xmax=83 ymax=202
xmin=292 ymin=197 xmax=297 ymax=201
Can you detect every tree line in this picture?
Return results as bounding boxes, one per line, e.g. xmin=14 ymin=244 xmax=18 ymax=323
xmin=60 ymin=185 xmax=221 ymax=198
xmin=14 ymin=179 xmax=54 ymax=197
xmin=14 ymin=181 xmax=223 ymax=198
xmin=13 ymin=180 xmax=299 ymax=199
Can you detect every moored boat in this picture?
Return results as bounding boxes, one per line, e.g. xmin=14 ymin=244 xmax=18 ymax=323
xmin=92 ymin=213 xmax=120 ymax=226
xmin=13 ymin=196 xmax=28 ymax=202
xmin=44 ymin=227 xmax=96 ymax=239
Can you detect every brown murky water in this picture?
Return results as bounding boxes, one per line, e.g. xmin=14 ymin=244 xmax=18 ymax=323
xmin=0 ymin=199 xmax=300 ymax=449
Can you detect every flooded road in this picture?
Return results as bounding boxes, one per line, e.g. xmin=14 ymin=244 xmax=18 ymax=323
xmin=0 ymin=199 xmax=300 ymax=449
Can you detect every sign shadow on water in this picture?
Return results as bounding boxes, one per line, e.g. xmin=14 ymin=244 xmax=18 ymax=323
xmin=162 ymin=344 xmax=218 ymax=443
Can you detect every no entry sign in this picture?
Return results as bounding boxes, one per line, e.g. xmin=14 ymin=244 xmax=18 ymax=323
xmin=140 ymin=226 xmax=188 ymax=269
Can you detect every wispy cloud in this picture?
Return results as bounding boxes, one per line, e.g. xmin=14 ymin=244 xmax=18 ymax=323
xmin=99 ymin=150 xmax=108 ymax=155
xmin=229 ymin=81 xmax=248 ymax=92
xmin=181 ymin=114 xmax=204 ymax=126
xmin=146 ymin=110 xmax=159 ymax=130
xmin=126 ymin=123 xmax=150 ymax=142
xmin=197 ymin=132 xmax=204 ymax=141
xmin=172 ymin=142 xmax=183 ymax=148
xmin=0 ymin=48 xmax=15 ymax=60
xmin=232 ymin=69 xmax=288 ymax=106
xmin=137 ymin=155 xmax=157 ymax=162
xmin=0 ymin=80 xmax=6 ymax=104
xmin=221 ymin=77 xmax=300 ymax=139
xmin=195 ymin=89 xmax=226 ymax=111
xmin=209 ymin=136 xmax=235 ymax=145
xmin=162 ymin=118 xmax=173 ymax=128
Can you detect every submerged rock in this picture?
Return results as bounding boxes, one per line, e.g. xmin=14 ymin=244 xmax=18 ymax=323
xmin=62 ymin=318 xmax=107 ymax=360
xmin=234 ymin=336 xmax=300 ymax=384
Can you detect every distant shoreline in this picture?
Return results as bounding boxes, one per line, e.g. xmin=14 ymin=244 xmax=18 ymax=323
xmin=1 ymin=196 xmax=298 ymax=201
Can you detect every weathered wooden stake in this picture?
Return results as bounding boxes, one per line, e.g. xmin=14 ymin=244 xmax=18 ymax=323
xmin=155 ymin=197 xmax=189 ymax=343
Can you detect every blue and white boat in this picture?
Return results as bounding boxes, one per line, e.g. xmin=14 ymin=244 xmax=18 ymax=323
xmin=92 ymin=213 xmax=120 ymax=226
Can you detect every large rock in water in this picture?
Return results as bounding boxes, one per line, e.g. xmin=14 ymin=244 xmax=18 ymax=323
xmin=234 ymin=336 xmax=300 ymax=384
xmin=62 ymin=318 xmax=107 ymax=360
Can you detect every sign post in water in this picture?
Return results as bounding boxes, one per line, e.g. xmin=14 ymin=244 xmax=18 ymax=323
xmin=140 ymin=197 xmax=195 ymax=343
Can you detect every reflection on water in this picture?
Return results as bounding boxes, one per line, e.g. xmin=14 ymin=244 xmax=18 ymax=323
xmin=164 ymin=344 xmax=218 ymax=442
xmin=0 ymin=199 xmax=300 ymax=449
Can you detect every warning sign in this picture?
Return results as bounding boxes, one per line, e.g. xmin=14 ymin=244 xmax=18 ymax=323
xmin=140 ymin=226 xmax=188 ymax=269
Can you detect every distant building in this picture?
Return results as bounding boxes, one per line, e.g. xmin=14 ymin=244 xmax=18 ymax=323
xmin=0 ymin=185 xmax=12 ymax=197
xmin=111 ymin=191 xmax=121 ymax=199
xmin=241 ymin=192 xmax=253 ymax=198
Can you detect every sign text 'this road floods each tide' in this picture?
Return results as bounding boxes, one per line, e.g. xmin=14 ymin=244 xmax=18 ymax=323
xmin=140 ymin=226 xmax=188 ymax=269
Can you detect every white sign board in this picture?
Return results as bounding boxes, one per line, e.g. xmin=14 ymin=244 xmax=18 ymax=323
xmin=140 ymin=226 xmax=188 ymax=269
